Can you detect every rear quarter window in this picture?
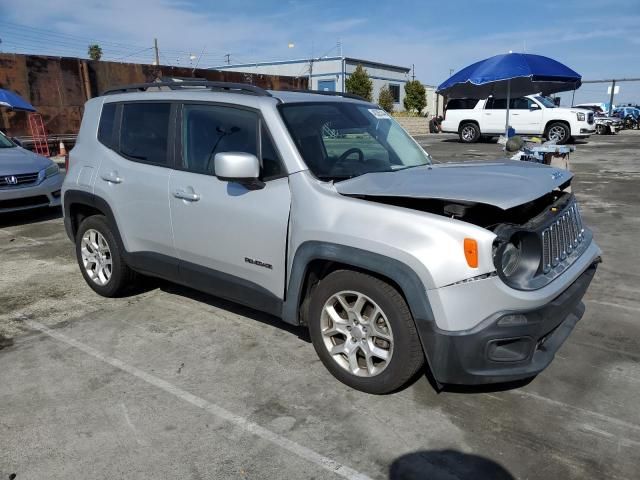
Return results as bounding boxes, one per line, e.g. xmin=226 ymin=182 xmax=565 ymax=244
xmin=97 ymin=103 xmax=117 ymax=149
xmin=446 ymin=99 xmax=480 ymax=110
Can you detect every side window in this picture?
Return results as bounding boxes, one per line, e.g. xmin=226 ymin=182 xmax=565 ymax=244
xmin=486 ymin=98 xmax=507 ymax=109
xmin=510 ymin=98 xmax=530 ymax=110
xmin=98 ymin=103 xmax=117 ymax=149
xmin=260 ymin=125 xmax=285 ymax=179
xmin=119 ymin=103 xmax=171 ymax=166
xmin=182 ymin=104 xmax=257 ymax=175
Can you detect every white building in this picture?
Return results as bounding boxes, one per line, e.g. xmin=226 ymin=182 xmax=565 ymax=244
xmin=212 ymin=56 xmax=412 ymax=111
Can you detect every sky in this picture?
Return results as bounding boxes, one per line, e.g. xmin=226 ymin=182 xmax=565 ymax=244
xmin=1 ymin=0 xmax=639 ymax=105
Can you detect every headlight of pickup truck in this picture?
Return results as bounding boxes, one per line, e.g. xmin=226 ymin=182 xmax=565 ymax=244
xmin=576 ymin=112 xmax=585 ymax=121
xmin=494 ymin=232 xmax=541 ymax=287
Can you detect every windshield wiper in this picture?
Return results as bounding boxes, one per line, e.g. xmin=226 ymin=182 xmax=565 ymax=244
xmin=315 ymin=173 xmax=360 ymax=182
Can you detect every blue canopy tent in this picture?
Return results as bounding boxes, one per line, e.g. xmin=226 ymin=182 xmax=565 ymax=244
xmin=437 ymin=53 xmax=581 ymax=137
xmin=0 ymin=88 xmax=36 ymax=112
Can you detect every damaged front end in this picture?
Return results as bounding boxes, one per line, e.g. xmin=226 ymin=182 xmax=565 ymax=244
xmin=335 ymin=161 xmax=592 ymax=291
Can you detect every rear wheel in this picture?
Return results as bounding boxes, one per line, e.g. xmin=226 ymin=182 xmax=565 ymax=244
xmin=459 ymin=122 xmax=480 ymax=143
xmin=546 ymin=122 xmax=570 ymax=144
xmin=76 ymin=215 xmax=136 ymax=297
xmin=308 ymin=270 xmax=424 ymax=394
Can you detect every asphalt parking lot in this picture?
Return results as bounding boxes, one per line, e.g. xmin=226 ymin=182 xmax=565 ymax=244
xmin=1 ymin=131 xmax=639 ymax=480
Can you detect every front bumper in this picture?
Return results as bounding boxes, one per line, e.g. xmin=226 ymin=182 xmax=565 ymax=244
xmin=421 ymin=261 xmax=598 ymax=385
xmin=0 ymin=173 xmax=64 ymax=213
xmin=576 ymin=127 xmax=595 ymax=136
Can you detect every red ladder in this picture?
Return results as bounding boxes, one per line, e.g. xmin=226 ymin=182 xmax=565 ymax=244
xmin=28 ymin=113 xmax=50 ymax=157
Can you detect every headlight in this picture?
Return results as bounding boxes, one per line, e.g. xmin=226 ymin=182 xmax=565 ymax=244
xmin=501 ymin=242 xmax=521 ymax=277
xmin=576 ymin=112 xmax=585 ymax=121
xmin=44 ymin=163 xmax=60 ymax=178
xmin=494 ymin=232 xmax=541 ymax=288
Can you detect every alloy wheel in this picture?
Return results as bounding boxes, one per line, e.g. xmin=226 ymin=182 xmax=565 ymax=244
xmin=80 ymin=229 xmax=113 ymax=286
xmin=320 ymin=291 xmax=394 ymax=377
xmin=548 ymin=125 xmax=567 ymax=142
xmin=461 ymin=125 xmax=476 ymax=141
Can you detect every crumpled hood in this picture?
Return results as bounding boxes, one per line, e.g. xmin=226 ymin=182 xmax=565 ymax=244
xmin=0 ymin=146 xmax=52 ymax=175
xmin=335 ymin=160 xmax=572 ymax=210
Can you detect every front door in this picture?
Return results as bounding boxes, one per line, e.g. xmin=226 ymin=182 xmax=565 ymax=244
xmin=169 ymin=103 xmax=291 ymax=312
xmin=508 ymin=97 xmax=543 ymax=134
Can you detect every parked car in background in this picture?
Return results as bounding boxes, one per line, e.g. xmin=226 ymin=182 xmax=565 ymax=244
xmin=0 ymin=129 xmax=63 ymax=213
xmin=441 ymin=95 xmax=595 ymax=144
xmin=62 ymin=81 xmax=601 ymax=394
xmin=577 ymin=105 xmax=624 ymax=134
xmin=613 ymin=107 xmax=640 ymax=129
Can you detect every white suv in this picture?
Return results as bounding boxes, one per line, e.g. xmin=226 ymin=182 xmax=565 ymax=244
xmin=442 ymin=95 xmax=595 ymax=144
xmin=62 ymin=81 xmax=601 ymax=394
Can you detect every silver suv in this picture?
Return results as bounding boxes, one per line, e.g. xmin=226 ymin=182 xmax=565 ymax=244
xmin=62 ymin=81 xmax=601 ymax=394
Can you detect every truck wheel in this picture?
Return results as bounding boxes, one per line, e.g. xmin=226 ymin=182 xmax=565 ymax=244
xmin=546 ymin=122 xmax=570 ymax=144
xmin=75 ymin=215 xmax=136 ymax=297
xmin=459 ymin=122 xmax=480 ymax=143
xmin=308 ymin=270 xmax=424 ymax=394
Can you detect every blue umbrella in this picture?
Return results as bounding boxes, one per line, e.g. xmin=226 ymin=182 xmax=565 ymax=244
xmin=437 ymin=53 xmax=581 ymax=136
xmin=0 ymin=88 xmax=36 ymax=112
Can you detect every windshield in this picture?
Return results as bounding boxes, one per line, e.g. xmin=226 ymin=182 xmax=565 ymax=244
xmin=279 ymin=102 xmax=431 ymax=180
xmin=535 ymin=96 xmax=556 ymax=108
xmin=0 ymin=131 xmax=16 ymax=148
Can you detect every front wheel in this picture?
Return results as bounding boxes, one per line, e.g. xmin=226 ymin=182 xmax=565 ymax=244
xmin=459 ymin=122 xmax=480 ymax=143
xmin=308 ymin=270 xmax=425 ymax=394
xmin=546 ymin=122 xmax=570 ymax=144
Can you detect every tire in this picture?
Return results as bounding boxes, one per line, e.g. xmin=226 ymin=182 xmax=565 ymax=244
xmin=307 ymin=270 xmax=424 ymax=394
xmin=545 ymin=122 xmax=570 ymax=144
xmin=595 ymin=124 xmax=605 ymax=135
xmin=459 ymin=122 xmax=480 ymax=143
xmin=75 ymin=215 xmax=136 ymax=297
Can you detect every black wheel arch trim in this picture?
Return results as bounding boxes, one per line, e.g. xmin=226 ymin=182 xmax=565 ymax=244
xmin=64 ymin=189 xmax=119 ymax=243
xmin=283 ymin=241 xmax=438 ymax=382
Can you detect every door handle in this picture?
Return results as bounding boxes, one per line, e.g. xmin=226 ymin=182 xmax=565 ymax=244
xmin=101 ymin=172 xmax=122 ymax=184
xmin=173 ymin=189 xmax=200 ymax=202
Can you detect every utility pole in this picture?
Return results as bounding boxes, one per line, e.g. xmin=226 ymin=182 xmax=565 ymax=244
xmin=225 ymin=53 xmax=231 ymax=65
xmin=309 ymin=58 xmax=313 ymax=90
xmin=154 ymin=38 xmax=160 ymax=66
xmin=412 ymin=64 xmax=415 ymax=81
xmin=608 ymin=79 xmax=616 ymax=116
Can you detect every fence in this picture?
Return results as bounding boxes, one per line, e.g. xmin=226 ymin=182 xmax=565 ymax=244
xmin=0 ymin=53 xmax=308 ymax=138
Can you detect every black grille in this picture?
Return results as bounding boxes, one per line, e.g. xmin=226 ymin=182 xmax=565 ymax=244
xmin=0 ymin=172 xmax=40 ymax=188
xmin=0 ymin=195 xmax=49 ymax=210
xmin=541 ymin=203 xmax=585 ymax=273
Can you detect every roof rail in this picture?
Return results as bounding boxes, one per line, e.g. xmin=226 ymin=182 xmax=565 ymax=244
xmin=101 ymin=80 xmax=272 ymax=97
xmin=277 ymin=89 xmax=367 ymax=101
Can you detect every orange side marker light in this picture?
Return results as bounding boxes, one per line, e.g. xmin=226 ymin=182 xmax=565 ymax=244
xmin=464 ymin=238 xmax=478 ymax=268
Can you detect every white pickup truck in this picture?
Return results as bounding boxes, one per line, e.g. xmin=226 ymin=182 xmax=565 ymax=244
xmin=441 ymin=95 xmax=595 ymax=144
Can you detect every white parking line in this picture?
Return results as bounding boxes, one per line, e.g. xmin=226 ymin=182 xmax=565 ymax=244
xmin=26 ymin=320 xmax=372 ymax=480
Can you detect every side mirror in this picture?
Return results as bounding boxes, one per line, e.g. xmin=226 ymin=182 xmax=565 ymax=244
xmin=214 ymin=152 xmax=264 ymax=190
xmin=530 ymin=103 xmax=540 ymax=110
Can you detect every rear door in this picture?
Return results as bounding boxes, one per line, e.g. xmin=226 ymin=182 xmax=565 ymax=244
xmin=169 ymin=103 xmax=291 ymax=310
xmin=482 ymin=98 xmax=506 ymax=133
xmin=93 ymin=101 xmax=177 ymax=267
